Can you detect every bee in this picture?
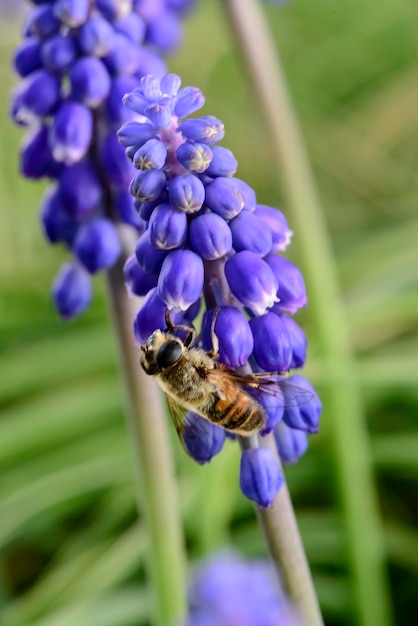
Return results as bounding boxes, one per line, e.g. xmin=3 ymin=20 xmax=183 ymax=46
xmin=140 ymin=309 xmax=312 ymax=443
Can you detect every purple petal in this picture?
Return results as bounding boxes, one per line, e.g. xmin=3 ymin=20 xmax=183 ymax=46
xmin=265 ymin=254 xmax=307 ymax=315
xmin=189 ymin=212 xmax=232 ymax=260
xmin=123 ymin=254 xmax=158 ymax=297
xmin=274 ymin=421 xmax=308 ymax=465
xmin=52 ymin=261 xmax=92 ymax=319
xmin=148 ymin=203 xmax=187 ymax=250
xmin=50 ymin=102 xmax=93 ymax=165
xmin=202 ymin=306 xmax=253 ymax=369
xmin=225 ymin=251 xmax=279 ymax=315
xmin=229 ymin=211 xmax=273 ymax=256
xmin=73 ymin=218 xmax=121 ymax=273
xmin=59 ymin=161 xmax=102 ymax=218
xmin=239 ymin=448 xmax=283 ymax=508
xmin=249 ymin=312 xmax=292 ymax=373
xmin=69 ymin=57 xmax=111 ymax=107
xmin=158 ymin=249 xmax=204 ymax=311
xmin=168 ymin=174 xmax=205 ymax=214
xmin=182 ymin=412 xmax=225 ymax=464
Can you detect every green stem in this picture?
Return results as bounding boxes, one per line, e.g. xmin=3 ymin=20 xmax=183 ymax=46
xmin=223 ymin=1 xmax=392 ymax=625
xmin=105 ymin=229 xmax=187 ymax=626
xmin=240 ymin=434 xmax=324 ymax=626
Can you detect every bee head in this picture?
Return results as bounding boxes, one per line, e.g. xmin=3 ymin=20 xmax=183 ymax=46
xmin=140 ymin=330 xmax=184 ymax=375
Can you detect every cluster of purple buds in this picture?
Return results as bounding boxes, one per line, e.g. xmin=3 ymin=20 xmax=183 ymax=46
xmin=120 ymin=73 xmax=321 ymax=509
xmin=186 ymin=551 xmax=302 ymax=626
xmin=10 ymin=0 xmax=195 ymax=318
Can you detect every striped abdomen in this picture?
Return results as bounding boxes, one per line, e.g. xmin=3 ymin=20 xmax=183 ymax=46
xmin=210 ymin=385 xmax=266 ymax=434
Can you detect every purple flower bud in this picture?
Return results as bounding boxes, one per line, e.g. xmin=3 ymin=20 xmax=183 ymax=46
xmin=160 ymin=73 xmax=181 ymax=96
xmin=117 ymin=120 xmax=156 ymax=149
xmin=167 ymin=0 xmax=197 ymax=13
xmin=115 ymin=190 xmax=147 ymax=231
xmin=134 ymin=0 xmax=165 ymax=20
xmin=96 ymin=0 xmax=132 ymax=20
xmin=281 ymin=316 xmax=307 ymax=369
xmin=20 ymin=124 xmax=59 ymax=179
xmin=40 ymin=186 xmax=77 ymax=244
xmin=239 ymin=448 xmax=283 ymax=508
xmin=135 ymin=48 xmax=167 ymax=80
xmin=123 ymin=84 xmax=153 ymax=115
xmin=182 ymin=412 xmax=225 ymax=464
xmin=135 ymin=231 xmax=169 ymax=274
xmin=114 ymin=13 xmax=145 ymax=43
xmin=133 ymin=287 xmax=182 ymax=345
xmin=204 ymin=178 xmax=244 ymax=220
xmin=135 ymin=198 xmax=164 ymax=221
xmin=13 ymin=37 xmax=42 ymax=77
xmin=18 ymin=70 xmax=60 ymax=118
xmin=233 ymin=179 xmax=256 ymax=212
xmin=100 ymin=132 xmax=135 ymax=189
xmin=158 ymin=249 xmax=204 ymax=311
xmin=41 ymin=34 xmax=77 ymax=73
xmin=189 ymin=212 xmax=232 ymax=260
xmin=59 ymin=161 xmax=102 ymax=218
xmin=10 ymin=87 xmax=28 ymax=127
xmin=124 ymin=254 xmax=158 ymax=296
xmin=202 ymin=307 xmax=254 ymax=368
xmin=53 ymin=0 xmax=90 ymax=27
xmin=174 ymin=86 xmax=205 ymax=118
xmin=282 ymin=375 xmax=321 ymax=433
xmin=132 ymin=138 xmax=167 ymax=170
xmin=178 ymin=116 xmax=224 ymax=145
xmin=256 ymin=385 xmax=285 ymax=436
xmin=144 ymin=98 xmax=172 ymax=129
xmin=229 ymin=211 xmax=273 ymax=256
xmin=50 ymin=102 xmax=93 ymax=165
xmin=205 ymin=146 xmax=237 ymax=178
xmin=69 ymin=57 xmax=111 ymax=107
xmin=52 ymin=261 xmax=92 ymax=319
xmin=106 ymin=75 xmax=140 ymax=127
xmin=146 ymin=11 xmax=182 ymax=54
xmin=176 ymin=142 xmax=212 ymax=173
xmin=74 ymin=218 xmax=121 ymax=273
xmin=254 ymin=205 xmax=293 ymax=252
xmin=225 ymin=251 xmax=279 ymax=315
xmin=168 ymin=174 xmax=205 ymax=214
xmin=249 ymin=313 xmax=291 ymax=373
xmin=26 ymin=5 xmax=60 ymax=39
xmin=104 ymin=34 xmax=140 ymax=76
xmin=148 ymin=203 xmax=187 ymax=250
xmin=265 ymin=255 xmax=307 ymax=315
xmin=274 ymin=421 xmax=308 ymax=465
xmin=130 ymin=169 xmax=166 ymax=202
xmin=78 ymin=16 xmax=117 ymax=57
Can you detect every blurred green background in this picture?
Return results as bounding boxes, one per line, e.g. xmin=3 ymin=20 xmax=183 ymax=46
xmin=1 ymin=0 xmax=418 ymax=624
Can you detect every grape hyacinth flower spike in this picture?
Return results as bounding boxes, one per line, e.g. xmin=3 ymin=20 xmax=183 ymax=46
xmin=186 ymin=551 xmax=302 ymax=626
xmin=11 ymin=0 xmax=195 ymax=319
xmin=119 ymin=73 xmax=321 ymax=508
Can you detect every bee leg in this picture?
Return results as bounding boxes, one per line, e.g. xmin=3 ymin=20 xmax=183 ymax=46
xmin=206 ymin=307 xmax=220 ymax=358
xmin=164 ymin=309 xmax=195 ymax=347
xmin=164 ymin=308 xmax=175 ymax=330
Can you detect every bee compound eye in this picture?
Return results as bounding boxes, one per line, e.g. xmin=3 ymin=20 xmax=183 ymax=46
xmin=157 ymin=340 xmax=182 ymax=369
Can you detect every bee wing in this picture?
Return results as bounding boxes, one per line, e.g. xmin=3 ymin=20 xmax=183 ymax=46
xmin=166 ymin=394 xmax=187 ymax=443
xmin=210 ymin=366 xmax=314 ymax=409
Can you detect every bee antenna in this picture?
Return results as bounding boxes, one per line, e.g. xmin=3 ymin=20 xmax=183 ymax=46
xmin=140 ymin=345 xmax=145 ymax=352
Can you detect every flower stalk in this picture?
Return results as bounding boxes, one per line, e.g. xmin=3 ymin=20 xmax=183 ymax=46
xmin=105 ymin=228 xmax=187 ymax=626
xmin=222 ymin=1 xmax=392 ymax=625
